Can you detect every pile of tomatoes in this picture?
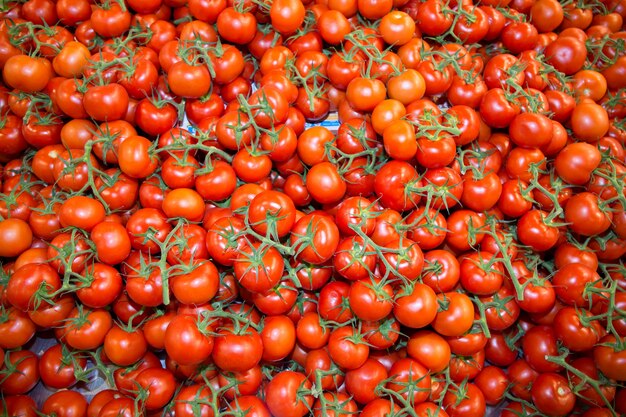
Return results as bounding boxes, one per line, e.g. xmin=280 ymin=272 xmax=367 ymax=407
xmin=1 ymin=0 xmax=626 ymax=415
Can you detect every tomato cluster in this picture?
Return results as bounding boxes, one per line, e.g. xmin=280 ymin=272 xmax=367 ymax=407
xmin=1 ymin=0 xmax=626 ymax=416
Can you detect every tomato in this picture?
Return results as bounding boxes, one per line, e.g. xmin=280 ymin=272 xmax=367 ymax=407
xmin=195 ymin=160 xmax=237 ymax=202
xmin=432 ymin=292 xmax=474 ymax=337
xmin=480 ymin=88 xmax=520 ymax=128
xmin=313 ymin=392 xmax=357 ymax=417
xmin=135 ymin=99 xmax=177 ymax=136
xmin=0 ymin=307 xmax=36 ymax=349
xmin=39 ymin=344 xmax=86 ymax=389
xmin=407 ymin=330 xmax=451 ymax=373
xmin=417 ymin=0 xmax=453 ymax=36
xmin=52 ymin=41 xmax=90 ymax=78
xmin=371 ymin=99 xmax=406 ymax=135
xmin=97 ymin=398 xmax=141 ymax=417
xmin=7 ymin=263 xmax=60 ymax=311
xmin=168 ymin=61 xmax=212 ymax=98
xmin=566 ymin=357 xmax=616 ymax=409
xmin=393 ymin=282 xmax=438 ymax=328
xmin=90 ymin=2 xmax=131 ymax=37
xmin=90 ymin=221 xmax=131 ymax=266
xmin=42 ymin=390 xmax=88 ymax=417
xmin=415 ymin=403 xmax=449 ymax=417
xmin=529 ymin=0 xmax=563 ymax=32
xmin=125 ymin=208 xmax=172 ymax=254
xmin=328 ymin=326 xmax=369 ymax=369
xmin=174 ymin=385 xmax=215 ymax=417
xmin=306 ymin=162 xmax=346 ymax=205
xmin=296 ymin=311 xmax=330 ymax=349
xmin=508 ymin=112 xmax=553 ymax=149
xmin=442 ymin=383 xmax=486 ymax=417
xmin=459 ymin=251 xmax=503 ymax=295
xmin=375 ymin=161 xmax=421 ymax=211
xmin=387 ymin=357 xmax=431 ymax=404
xmin=83 ymin=84 xmax=129 ymax=122
xmin=332 ymin=236 xmax=377 ymax=282
xmin=0 ymin=218 xmax=32 ymax=258
xmin=265 ymin=371 xmax=313 ymax=417
xmin=379 ymin=11 xmax=415 ymax=45
xmin=103 ymin=324 xmax=147 ymax=367
xmin=292 ymin=213 xmax=340 ymax=264
xmin=248 ymin=87 xmax=289 ymax=129
xmin=164 ymin=314 xmax=214 ymax=366
xmin=517 ymin=210 xmax=559 ymax=252
xmin=212 ymin=326 xmax=263 ymax=372
xmin=594 ymin=335 xmax=626 ymax=381
xmin=62 ymin=307 xmax=112 ymax=350
xmin=554 ymin=307 xmax=602 ymax=353
xmin=3 ymin=55 xmax=52 ymax=93
xmin=522 ymin=325 xmax=561 ymax=373
xmin=382 ymin=119 xmax=417 ymax=161
xmin=76 ymin=263 xmax=123 ymax=309
xmin=564 ymin=192 xmax=612 ymax=236
xmin=552 ymin=262 xmax=602 ymax=306
xmin=162 ymin=188 xmax=205 ymax=222
xmin=234 ymin=242 xmax=284 ymax=294
xmin=270 ymin=0 xmax=305 ymax=34
xmin=2 ymin=395 xmax=38 ymax=417
xmin=545 ymin=36 xmax=587 ymax=74
xmin=344 ymin=358 xmax=388 ymax=404
xmin=135 ymin=368 xmax=176 ymax=410
xmin=248 ymin=190 xmax=296 ymax=238
xmin=313 ymin=11 xmax=347 ymax=45
xmin=258 ymin=315 xmax=295 ymax=362
xmin=346 ymin=77 xmax=387 ymax=112
xmin=445 ymin=210 xmax=485 ymax=252
xmin=531 ymin=373 xmax=576 ymax=417
xmin=0 ymin=115 xmax=28 ymax=157
xmin=118 ymin=136 xmax=159 ymax=179
xmin=0 ymin=350 xmax=39 ymax=395
xmin=58 ymin=195 xmax=105 ymax=232
xmin=29 ymin=295 xmax=74 ymax=329
xmin=474 ymin=366 xmax=508 ymax=405
xmin=421 ymin=249 xmax=460 ymax=293
xmin=346 ymin=276 xmax=392 ymax=322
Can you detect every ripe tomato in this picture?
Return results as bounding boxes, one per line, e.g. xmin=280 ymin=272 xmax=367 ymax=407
xmin=62 ymin=307 xmax=112 ymax=350
xmin=7 ymin=263 xmax=61 ymax=311
xmin=328 ymin=326 xmax=369 ymax=369
xmin=168 ymin=61 xmax=212 ymax=98
xmin=118 ymin=136 xmax=159 ymax=179
xmin=594 ymin=335 xmax=626 ymax=381
xmin=531 ymin=373 xmax=576 ymax=417
xmin=0 ymin=308 xmax=36 ymax=349
xmin=265 ymin=371 xmax=313 ymax=417
xmin=212 ymin=327 xmax=263 ymax=372
xmin=411 ymin=330 xmax=453 ymax=373
xmin=345 ymin=358 xmax=388 ymax=404
xmin=164 ymin=315 xmax=214 ymax=366
xmin=0 ymin=218 xmax=32 ymax=257
xmin=346 ymin=77 xmax=387 ymax=112
xmin=442 ymin=382 xmax=486 ymax=417
xmin=39 ymin=344 xmax=87 ymax=389
xmin=42 ymin=390 xmax=88 ymax=417
xmin=432 ymin=292 xmax=475 ymax=337
xmin=306 ymin=162 xmax=347 ymax=205
xmin=174 ymin=385 xmax=215 ymax=417
xmin=3 ymin=55 xmax=52 ymax=92
xmin=570 ymin=102 xmax=610 ymax=142
xmin=270 ymin=0 xmax=305 ymax=34
xmin=292 ymin=213 xmax=340 ymax=264
xmin=0 ymin=350 xmax=40 ymax=395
